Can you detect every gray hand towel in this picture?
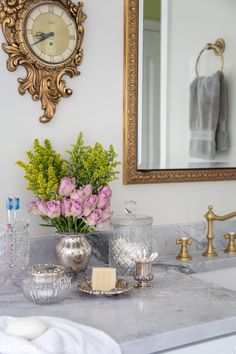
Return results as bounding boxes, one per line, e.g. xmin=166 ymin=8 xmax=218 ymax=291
xmin=189 ymin=71 xmax=229 ymax=160
xmin=216 ymin=73 xmax=229 ymax=152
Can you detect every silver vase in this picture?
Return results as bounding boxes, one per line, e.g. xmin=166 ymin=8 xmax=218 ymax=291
xmin=55 ymin=233 xmax=92 ymax=273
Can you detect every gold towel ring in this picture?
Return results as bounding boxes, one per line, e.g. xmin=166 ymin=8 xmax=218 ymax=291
xmin=195 ymin=38 xmax=225 ymax=77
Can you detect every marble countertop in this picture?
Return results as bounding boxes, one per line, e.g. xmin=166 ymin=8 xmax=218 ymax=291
xmin=1 ymin=266 xmax=236 ymax=354
xmin=158 ymin=251 xmax=236 ymax=274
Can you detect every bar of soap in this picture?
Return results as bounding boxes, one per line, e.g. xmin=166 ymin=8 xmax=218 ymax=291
xmin=6 ymin=317 xmax=48 ymax=340
xmin=91 ymin=267 xmax=116 ymax=291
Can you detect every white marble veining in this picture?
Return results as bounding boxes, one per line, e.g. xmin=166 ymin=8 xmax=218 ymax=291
xmin=87 ymin=219 xmax=236 ymax=276
xmin=1 ymin=267 xmax=236 ymax=354
xmin=64 ymin=219 xmax=236 ymax=265
xmin=155 ymin=220 xmax=236 ymax=274
xmin=192 ymin=267 xmax=236 ymax=292
xmin=152 ymin=219 xmax=236 ymax=258
xmin=158 ymin=251 xmax=236 ymax=274
xmin=2 ymin=222 xmax=236 ymax=354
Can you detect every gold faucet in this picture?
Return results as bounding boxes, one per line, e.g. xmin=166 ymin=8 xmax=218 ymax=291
xmin=224 ymin=233 xmax=236 ymax=254
xmin=176 ymin=237 xmax=192 ymax=261
xmin=203 ymin=205 xmax=236 ymax=257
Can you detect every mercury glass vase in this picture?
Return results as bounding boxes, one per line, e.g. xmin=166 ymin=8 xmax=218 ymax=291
xmin=55 ymin=233 xmax=92 ymax=273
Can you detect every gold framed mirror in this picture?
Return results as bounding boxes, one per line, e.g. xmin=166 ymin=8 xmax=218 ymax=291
xmin=124 ymin=0 xmax=236 ymax=184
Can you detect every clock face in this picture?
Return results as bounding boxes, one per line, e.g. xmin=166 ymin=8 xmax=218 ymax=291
xmin=24 ymin=3 xmax=78 ymax=64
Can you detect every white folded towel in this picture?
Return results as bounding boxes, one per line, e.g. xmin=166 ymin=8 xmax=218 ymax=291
xmin=0 ymin=316 xmax=121 ymax=354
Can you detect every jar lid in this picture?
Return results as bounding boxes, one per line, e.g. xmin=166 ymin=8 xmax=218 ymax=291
xmin=28 ymin=264 xmax=65 ymax=278
xmin=111 ymin=201 xmax=153 ymax=226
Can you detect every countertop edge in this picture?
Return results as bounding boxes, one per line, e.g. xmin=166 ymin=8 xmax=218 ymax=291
xmin=120 ymin=316 xmax=236 ymax=354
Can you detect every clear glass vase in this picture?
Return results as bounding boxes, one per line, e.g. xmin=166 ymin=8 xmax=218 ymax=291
xmin=0 ymin=218 xmax=30 ymax=285
xmin=55 ymin=233 xmax=92 ymax=274
xmin=0 ymin=226 xmax=6 ymax=286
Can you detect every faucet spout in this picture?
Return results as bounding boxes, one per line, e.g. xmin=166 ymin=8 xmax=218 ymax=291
xmin=202 ymin=205 xmax=236 ymax=257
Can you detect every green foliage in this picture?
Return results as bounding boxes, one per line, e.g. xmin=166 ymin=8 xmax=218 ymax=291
xmin=67 ymin=132 xmax=120 ymax=192
xmin=17 ymin=133 xmax=120 ymax=200
xmin=16 ymin=139 xmax=67 ymax=200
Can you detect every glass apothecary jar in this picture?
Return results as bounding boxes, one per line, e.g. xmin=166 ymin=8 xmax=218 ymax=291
xmin=109 ymin=201 xmax=153 ymax=275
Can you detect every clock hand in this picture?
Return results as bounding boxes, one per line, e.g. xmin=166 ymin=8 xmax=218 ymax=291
xmin=34 ymin=32 xmax=45 ymax=38
xmin=32 ymin=32 xmax=54 ymax=46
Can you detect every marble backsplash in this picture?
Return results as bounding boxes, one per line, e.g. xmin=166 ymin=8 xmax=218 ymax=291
xmin=151 ymin=219 xmax=236 ymax=257
xmin=30 ymin=219 xmax=236 ymax=272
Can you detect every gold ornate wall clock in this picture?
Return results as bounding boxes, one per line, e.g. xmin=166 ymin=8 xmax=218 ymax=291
xmin=0 ymin=0 xmax=86 ymax=123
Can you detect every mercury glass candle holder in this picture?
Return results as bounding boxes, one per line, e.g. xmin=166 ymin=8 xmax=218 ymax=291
xmin=21 ymin=264 xmax=71 ymax=305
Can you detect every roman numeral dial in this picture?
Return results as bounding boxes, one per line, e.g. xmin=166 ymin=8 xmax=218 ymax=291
xmin=25 ymin=3 xmax=78 ymax=64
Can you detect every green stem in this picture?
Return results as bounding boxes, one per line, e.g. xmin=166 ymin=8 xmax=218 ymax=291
xmin=39 ymin=215 xmax=94 ymax=234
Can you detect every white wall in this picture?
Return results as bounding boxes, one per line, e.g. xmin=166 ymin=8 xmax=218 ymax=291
xmin=0 ymin=0 xmax=236 ymax=237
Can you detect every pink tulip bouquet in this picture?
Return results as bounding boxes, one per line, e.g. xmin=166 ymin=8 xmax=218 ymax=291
xmin=28 ymin=180 xmax=112 ymax=233
xmin=17 ymin=133 xmax=120 ymax=234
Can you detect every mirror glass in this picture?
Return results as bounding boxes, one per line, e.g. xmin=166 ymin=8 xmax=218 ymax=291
xmin=137 ymin=0 xmax=236 ymax=171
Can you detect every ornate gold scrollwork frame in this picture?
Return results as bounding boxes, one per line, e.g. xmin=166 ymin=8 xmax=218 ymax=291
xmin=0 ymin=0 xmax=86 ymax=123
xmin=124 ymin=0 xmax=236 ymax=184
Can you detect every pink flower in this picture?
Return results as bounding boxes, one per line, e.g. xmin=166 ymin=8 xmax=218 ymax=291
xmin=28 ymin=183 xmax=113 ymax=231
xmin=28 ymin=201 xmax=41 ymax=216
xmin=71 ymin=184 xmax=93 ymax=202
xmin=58 ymin=177 xmax=76 ymax=197
xmin=61 ymin=199 xmax=72 ymax=217
xmin=36 ymin=199 xmax=48 ymax=216
xmin=86 ymin=195 xmax=98 ymax=208
xmin=97 ymin=195 xmax=110 ymax=210
xmin=83 ymin=195 xmax=98 ymax=216
xmin=99 ymin=186 xmax=112 ymax=199
xmin=70 ymin=200 xmax=83 ymax=218
xmin=100 ymin=206 xmax=112 ymax=223
xmin=70 ymin=189 xmax=83 ymax=201
xmin=96 ymin=186 xmax=112 ymax=209
xmin=86 ymin=210 xmax=101 ymax=226
xmin=83 ymin=184 xmax=93 ymax=198
xmin=45 ymin=200 xmax=61 ymax=218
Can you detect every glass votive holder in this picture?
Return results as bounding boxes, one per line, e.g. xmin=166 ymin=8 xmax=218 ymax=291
xmin=21 ymin=264 xmax=71 ymax=305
